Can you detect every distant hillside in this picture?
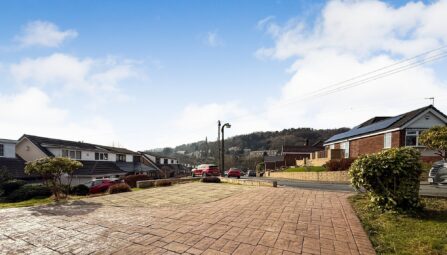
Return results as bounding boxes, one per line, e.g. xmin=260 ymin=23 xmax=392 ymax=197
xmin=144 ymin=127 xmax=349 ymax=167
xmin=173 ymin=127 xmax=349 ymax=154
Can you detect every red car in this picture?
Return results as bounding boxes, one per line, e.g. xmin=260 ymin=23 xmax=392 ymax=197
xmin=83 ymin=179 xmax=118 ymax=194
xmin=226 ymin=168 xmax=241 ymax=178
xmin=192 ymin=164 xmax=220 ymax=177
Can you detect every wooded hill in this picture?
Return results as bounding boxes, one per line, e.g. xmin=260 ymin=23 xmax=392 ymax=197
xmin=172 ymin=127 xmax=349 ymax=155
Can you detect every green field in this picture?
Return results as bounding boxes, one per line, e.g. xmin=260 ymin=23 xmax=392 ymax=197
xmin=350 ymin=194 xmax=447 ymax=255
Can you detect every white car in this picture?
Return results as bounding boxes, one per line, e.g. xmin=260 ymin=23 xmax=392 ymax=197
xmin=428 ymin=161 xmax=447 ymax=185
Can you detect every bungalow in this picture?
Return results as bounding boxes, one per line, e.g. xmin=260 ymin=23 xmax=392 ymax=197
xmin=324 ymin=105 xmax=447 ymax=162
xmin=15 ymin=135 xmax=155 ymax=185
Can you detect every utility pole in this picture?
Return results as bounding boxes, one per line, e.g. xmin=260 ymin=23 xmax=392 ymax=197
xmin=217 ymin=120 xmax=221 ymax=170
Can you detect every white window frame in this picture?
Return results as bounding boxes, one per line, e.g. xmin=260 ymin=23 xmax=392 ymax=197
xmin=340 ymin=142 xmax=350 ymax=158
xmin=405 ymin=129 xmax=426 ymax=147
xmin=384 ymin=132 xmax=392 ymax=149
xmin=95 ymin=152 xmax=109 ymax=161
xmin=62 ymin=149 xmax=82 ymax=160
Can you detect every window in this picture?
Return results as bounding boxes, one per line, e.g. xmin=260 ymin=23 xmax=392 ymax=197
xmin=117 ymin=154 xmax=126 ymax=162
xmin=95 ymin=152 xmax=109 ymax=160
xmin=164 ymin=158 xmax=168 ymax=164
xmin=405 ymin=130 xmax=425 ymax=146
xmin=340 ymin=142 xmax=349 ymax=158
xmin=0 ymin=144 xmax=3 ymax=157
xmin=62 ymin=149 xmax=81 ymax=159
xmin=384 ymin=132 xmax=392 ymax=149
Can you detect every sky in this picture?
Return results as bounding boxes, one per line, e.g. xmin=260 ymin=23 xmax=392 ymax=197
xmin=1 ymin=0 xmax=447 ymax=150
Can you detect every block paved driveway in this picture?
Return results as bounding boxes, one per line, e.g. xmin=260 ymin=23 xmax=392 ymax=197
xmin=0 ymin=183 xmax=375 ymax=255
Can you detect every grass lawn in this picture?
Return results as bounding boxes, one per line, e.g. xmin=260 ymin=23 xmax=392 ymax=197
xmin=0 ymin=197 xmax=54 ymax=209
xmin=350 ymin=194 xmax=447 ymax=255
xmin=284 ymin=166 xmax=326 ymax=172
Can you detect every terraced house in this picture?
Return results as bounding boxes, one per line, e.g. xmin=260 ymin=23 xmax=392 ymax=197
xmin=15 ymin=135 xmax=158 ymax=185
xmin=323 ymin=105 xmax=447 ymax=162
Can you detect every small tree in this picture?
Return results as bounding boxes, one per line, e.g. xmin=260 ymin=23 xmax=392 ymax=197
xmin=25 ymin=157 xmax=82 ymax=201
xmin=419 ymin=126 xmax=447 ymax=160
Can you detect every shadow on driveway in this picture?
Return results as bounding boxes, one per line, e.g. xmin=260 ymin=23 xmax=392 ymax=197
xmin=29 ymin=200 xmax=103 ymax=217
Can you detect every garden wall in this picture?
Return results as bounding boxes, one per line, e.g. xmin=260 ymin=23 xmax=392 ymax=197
xmin=269 ymin=171 xmax=350 ymax=183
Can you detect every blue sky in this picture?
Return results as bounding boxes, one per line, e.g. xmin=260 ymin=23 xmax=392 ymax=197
xmin=1 ymin=0 xmax=447 ymax=150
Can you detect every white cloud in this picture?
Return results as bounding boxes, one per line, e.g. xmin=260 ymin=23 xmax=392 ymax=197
xmin=204 ymin=31 xmax=223 ymax=47
xmin=0 ymin=88 xmax=119 ymax=145
xmin=257 ymin=0 xmax=447 ymax=59
xmin=178 ymin=0 xmax=447 ymax=145
xmin=255 ymin=0 xmax=447 ymax=129
xmin=10 ymin=53 xmax=142 ymax=97
xmin=15 ymin=20 xmax=78 ymax=47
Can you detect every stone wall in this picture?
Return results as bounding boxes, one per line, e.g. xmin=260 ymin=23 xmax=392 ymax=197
xmin=269 ymin=171 xmax=350 ymax=183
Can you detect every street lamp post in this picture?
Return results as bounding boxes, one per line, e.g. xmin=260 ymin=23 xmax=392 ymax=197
xmin=217 ymin=120 xmax=221 ymax=171
xmin=221 ymin=123 xmax=231 ymax=176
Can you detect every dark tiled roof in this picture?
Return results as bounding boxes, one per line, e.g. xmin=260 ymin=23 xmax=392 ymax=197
xmin=74 ymin=161 xmax=126 ymax=176
xmin=101 ymin=146 xmax=137 ymax=155
xmin=264 ymin=155 xmax=285 ymax=163
xmin=116 ymin=162 xmax=157 ymax=172
xmin=282 ymin=145 xmax=323 ymax=153
xmin=0 ymin=156 xmax=38 ymax=179
xmin=22 ymin=135 xmax=135 ymax=156
xmin=325 ymin=105 xmax=446 ymax=144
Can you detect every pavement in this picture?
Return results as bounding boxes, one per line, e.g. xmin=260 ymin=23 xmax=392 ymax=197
xmin=248 ymin=177 xmax=447 ymax=198
xmin=0 ymin=182 xmax=375 ymax=255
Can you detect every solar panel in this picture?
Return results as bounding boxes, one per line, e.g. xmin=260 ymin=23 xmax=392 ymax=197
xmin=325 ymin=114 xmax=403 ymax=143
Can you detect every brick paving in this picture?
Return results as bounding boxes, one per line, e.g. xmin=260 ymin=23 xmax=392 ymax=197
xmin=0 ymin=183 xmax=375 ymax=254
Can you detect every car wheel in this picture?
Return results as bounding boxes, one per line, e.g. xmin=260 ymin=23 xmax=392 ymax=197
xmin=237 ymin=176 xmax=240 ymax=179
xmin=202 ymin=172 xmax=207 ymax=177
xmin=192 ymin=173 xmax=195 ymax=177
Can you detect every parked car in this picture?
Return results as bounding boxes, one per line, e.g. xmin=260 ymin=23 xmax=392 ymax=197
xmin=428 ymin=161 xmax=447 ymax=185
xmin=246 ymin=170 xmax=256 ymax=177
xmin=191 ymin=164 xmax=220 ymax=177
xmin=83 ymin=179 xmax=118 ymax=194
xmin=226 ymin=168 xmax=241 ymax=178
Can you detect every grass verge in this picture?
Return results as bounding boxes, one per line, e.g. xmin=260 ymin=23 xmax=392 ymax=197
xmin=284 ymin=166 xmax=326 ymax=172
xmin=0 ymin=195 xmax=85 ymax=209
xmin=349 ymin=194 xmax=447 ymax=255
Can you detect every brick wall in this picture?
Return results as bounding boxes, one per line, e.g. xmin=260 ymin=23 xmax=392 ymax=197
xmin=348 ymin=131 xmax=401 ymax=158
xmin=269 ymin=171 xmax=350 ymax=183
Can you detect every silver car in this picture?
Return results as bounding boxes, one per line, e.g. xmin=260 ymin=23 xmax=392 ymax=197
xmin=428 ymin=161 xmax=447 ymax=185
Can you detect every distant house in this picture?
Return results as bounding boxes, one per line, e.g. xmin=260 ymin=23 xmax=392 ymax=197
xmin=16 ymin=135 xmax=155 ymax=185
xmin=324 ymin=105 xmax=447 ymax=162
xmin=281 ymin=141 xmax=324 ymax=166
xmin=250 ymin=150 xmax=278 ymax=157
xmin=140 ymin=152 xmax=189 ymax=178
xmin=0 ymin=138 xmax=35 ymax=180
xmin=264 ymin=155 xmax=285 ymax=170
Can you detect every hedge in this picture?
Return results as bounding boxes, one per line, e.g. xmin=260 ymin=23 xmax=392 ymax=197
xmin=124 ymin=174 xmax=152 ymax=188
xmin=0 ymin=180 xmax=26 ymax=196
xmin=108 ymin=183 xmax=132 ymax=194
xmin=349 ymin=147 xmax=422 ymax=212
xmin=6 ymin=185 xmax=52 ymax=202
